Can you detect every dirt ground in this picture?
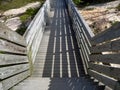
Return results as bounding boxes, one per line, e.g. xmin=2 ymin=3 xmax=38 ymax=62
xmin=79 ymin=0 xmax=120 ymax=35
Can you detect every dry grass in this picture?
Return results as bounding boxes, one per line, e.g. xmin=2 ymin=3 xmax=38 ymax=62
xmin=0 ymin=0 xmax=43 ymax=11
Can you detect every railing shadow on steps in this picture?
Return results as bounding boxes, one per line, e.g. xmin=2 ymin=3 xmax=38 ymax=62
xmin=66 ymin=0 xmax=120 ymax=89
xmin=23 ymin=0 xmax=51 ymax=75
xmin=0 ymin=0 xmax=120 ymax=89
xmin=24 ymin=0 xmax=51 ymax=64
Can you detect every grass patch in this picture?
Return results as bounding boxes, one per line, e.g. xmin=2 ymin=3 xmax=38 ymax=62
xmin=20 ymin=14 xmax=30 ymax=22
xmin=0 ymin=0 xmax=43 ymax=11
xmin=17 ymin=7 xmax=40 ymax=35
xmin=73 ymin=0 xmax=83 ymax=5
xmin=111 ymin=21 xmax=120 ymax=26
xmin=20 ymin=8 xmax=39 ymax=22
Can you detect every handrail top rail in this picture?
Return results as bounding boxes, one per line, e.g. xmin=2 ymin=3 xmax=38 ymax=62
xmin=68 ymin=0 xmax=95 ymax=39
xmin=68 ymin=0 xmax=120 ymax=46
xmin=23 ymin=0 xmax=49 ymax=40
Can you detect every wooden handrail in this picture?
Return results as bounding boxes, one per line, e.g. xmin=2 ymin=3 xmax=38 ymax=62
xmin=0 ymin=23 xmax=29 ymax=90
xmin=66 ymin=0 xmax=120 ymax=89
xmin=0 ymin=0 xmax=119 ymax=89
xmin=24 ymin=0 xmax=50 ymax=64
xmin=0 ymin=0 xmax=51 ymax=89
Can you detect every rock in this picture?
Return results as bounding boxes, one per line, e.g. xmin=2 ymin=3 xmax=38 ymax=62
xmin=3 ymin=2 xmax=40 ymax=16
xmin=85 ymin=0 xmax=120 ymax=9
xmin=5 ymin=17 xmax=22 ymax=31
xmin=79 ymin=0 xmax=120 ymax=35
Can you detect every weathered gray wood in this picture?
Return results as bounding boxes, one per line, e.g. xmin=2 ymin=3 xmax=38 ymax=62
xmin=0 ymin=83 xmax=3 ymax=90
xmin=30 ymin=23 xmax=44 ymax=63
xmin=0 ymin=23 xmax=26 ymax=46
xmin=88 ymin=70 xmax=120 ymax=90
xmin=1 ymin=70 xmax=30 ymax=90
xmin=67 ymin=0 xmax=96 ymax=75
xmin=24 ymin=0 xmax=50 ymax=63
xmin=67 ymin=0 xmax=94 ymax=44
xmin=79 ymin=49 xmax=88 ymax=74
xmin=91 ymin=22 xmax=120 ymax=45
xmin=67 ymin=0 xmax=120 ymax=89
xmin=91 ymin=39 xmax=120 ymax=53
xmin=89 ymin=54 xmax=120 ymax=64
xmin=0 ymin=39 xmax=26 ymax=54
xmin=74 ymin=12 xmax=93 ymax=47
xmin=89 ymin=63 xmax=120 ymax=80
xmin=0 ymin=54 xmax=28 ymax=66
xmin=0 ymin=64 xmax=29 ymax=79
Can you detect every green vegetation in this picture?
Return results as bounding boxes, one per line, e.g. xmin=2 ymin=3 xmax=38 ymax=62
xmin=73 ymin=0 xmax=116 ymax=6
xmin=111 ymin=21 xmax=120 ymax=26
xmin=16 ymin=8 xmax=40 ymax=35
xmin=73 ymin=0 xmax=83 ymax=5
xmin=0 ymin=0 xmax=43 ymax=11
xmin=116 ymin=3 xmax=120 ymax=11
xmin=20 ymin=8 xmax=39 ymax=22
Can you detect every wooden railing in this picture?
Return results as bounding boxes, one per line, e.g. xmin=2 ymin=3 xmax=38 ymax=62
xmin=0 ymin=23 xmax=29 ymax=90
xmin=66 ymin=0 xmax=120 ymax=89
xmin=0 ymin=0 xmax=120 ymax=89
xmin=24 ymin=0 xmax=50 ymax=64
xmin=89 ymin=23 xmax=120 ymax=90
xmin=66 ymin=0 xmax=95 ymax=74
xmin=0 ymin=0 xmax=51 ymax=89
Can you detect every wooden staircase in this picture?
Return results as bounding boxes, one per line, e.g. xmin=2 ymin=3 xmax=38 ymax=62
xmin=0 ymin=0 xmax=120 ymax=89
xmin=11 ymin=77 xmax=105 ymax=90
xmin=11 ymin=0 xmax=105 ymax=90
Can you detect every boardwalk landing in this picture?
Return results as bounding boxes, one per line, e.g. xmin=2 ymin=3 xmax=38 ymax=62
xmin=11 ymin=0 xmax=104 ymax=90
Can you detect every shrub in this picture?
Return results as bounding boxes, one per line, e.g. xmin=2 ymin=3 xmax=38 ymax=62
xmin=18 ymin=8 xmax=40 ymax=35
xmin=116 ymin=3 xmax=120 ymax=11
xmin=73 ymin=0 xmax=83 ymax=5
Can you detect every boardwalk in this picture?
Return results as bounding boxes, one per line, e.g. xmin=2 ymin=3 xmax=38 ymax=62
xmin=10 ymin=0 xmax=104 ymax=90
xmin=32 ymin=0 xmax=85 ymax=77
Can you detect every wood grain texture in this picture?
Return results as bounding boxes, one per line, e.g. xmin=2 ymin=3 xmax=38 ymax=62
xmin=91 ymin=39 xmax=120 ymax=53
xmin=2 ymin=70 xmax=30 ymax=90
xmin=0 ymin=54 xmax=28 ymax=66
xmin=0 ymin=64 xmax=29 ymax=79
xmin=0 ymin=83 xmax=3 ymax=90
xmin=88 ymin=70 xmax=120 ymax=89
xmin=0 ymin=39 xmax=26 ymax=54
xmin=0 ymin=23 xmax=26 ymax=46
xmin=89 ymin=54 xmax=120 ymax=64
xmin=89 ymin=63 xmax=120 ymax=80
xmin=91 ymin=22 xmax=120 ymax=45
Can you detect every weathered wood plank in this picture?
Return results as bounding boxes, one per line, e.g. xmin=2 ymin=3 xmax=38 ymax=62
xmin=2 ymin=70 xmax=30 ymax=90
xmin=89 ymin=54 xmax=120 ymax=64
xmin=89 ymin=63 xmax=120 ymax=80
xmin=0 ymin=54 xmax=28 ymax=66
xmin=0 ymin=39 xmax=26 ymax=54
xmin=24 ymin=4 xmax=46 ymax=63
xmin=0 ymin=23 xmax=26 ymax=46
xmin=0 ymin=83 xmax=3 ymax=90
xmin=0 ymin=64 xmax=29 ymax=79
xmin=91 ymin=39 xmax=120 ymax=53
xmin=68 ymin=1 xmax=94 ymax=40
xmin=75 ymin=12 xmax=93 ymax=47
xmin=24 ymin=7 xmax=44 ymax=44
xmin=30 ymin=28 xmax=44 ymax=63
xmin=88 ymin=70 xmax=120 ymax=90
xmin=91 ymin=22 xmax=120 ymax=45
